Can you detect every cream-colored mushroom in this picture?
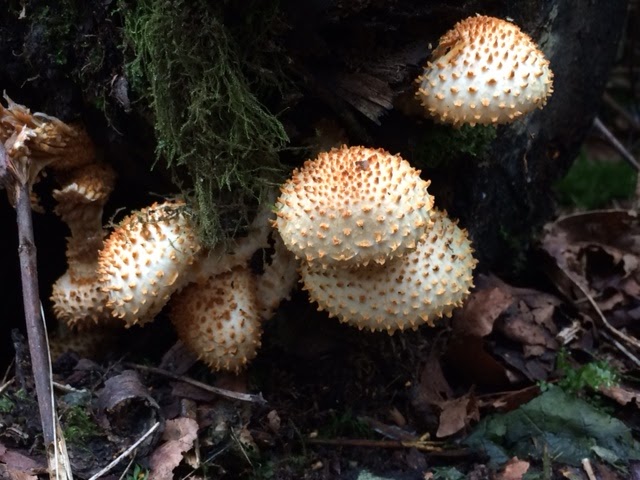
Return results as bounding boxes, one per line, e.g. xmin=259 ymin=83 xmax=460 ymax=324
xmin=300 ymin=209 xmax=477 ymax=334
xmin=274 ymin=145 xmax=434 ymax=268
xmin=98 ymin=200 xmax=201 ymax=327
xmin=416 ymin=15 xmax=554 ymax=126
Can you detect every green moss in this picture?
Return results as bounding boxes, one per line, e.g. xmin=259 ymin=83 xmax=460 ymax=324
xmin=554 ymin=151 xmax=637 ymax=209
xmin=61 ymin=405 xmax=100 ymax=445
xmin=28 ymin=1 xmax=80 ymax=67
xmin=120 ymin=0 xmax=289 ymax=248
xmin=0 ymin=395 xmax=14 ymax=413
xmin=413 ymin=124 xmax=497 ymax=168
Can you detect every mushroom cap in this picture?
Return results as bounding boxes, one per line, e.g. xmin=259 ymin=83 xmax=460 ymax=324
xmin=98 ymin=200 xmax=201 ymax=327
xmin=300 ymin=209 xmax=477 ymax=333
xmin=416 ymin=15 xmax=554 ymax=126
xmin=274 ymin=145 xmax=434 ymax=267
xmin=169 ymin=267 xmax=263 ymax=373
xmin=51 ymin=270 xmax=113 ymax=329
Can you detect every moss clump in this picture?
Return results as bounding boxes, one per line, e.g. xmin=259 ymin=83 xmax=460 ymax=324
xmin=412 ymin=124 xmax=497 ymax=169
xmin=61 ymin=405 xmax=100 ymax=445
xmin=121 ymin=0 xmax=289 ymax=247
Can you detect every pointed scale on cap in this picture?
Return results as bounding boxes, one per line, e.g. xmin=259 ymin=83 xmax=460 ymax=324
xmin=98 ymin=200 xmax=201 ymax=327
xmin=274 ymin=145 xmax=435 ymax=268
xmin=416 ymin=15 xmax=554 ymax=126
xmin=300 ymin=209 xmax=477 ymax=334
xmin=169 ymin=266 xmax=263 ymax=373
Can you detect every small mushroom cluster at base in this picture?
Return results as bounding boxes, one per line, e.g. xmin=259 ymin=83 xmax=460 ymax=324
xmin=274 ymin=145 xmax=477 ymax=334
xmin=95 ymin=198 xmax=298 ymax=373
xmin=415 ymin=15 xmax=554 ymax=126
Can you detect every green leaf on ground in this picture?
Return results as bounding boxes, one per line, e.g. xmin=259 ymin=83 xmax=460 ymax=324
xmin=465 ymin=386 xmax=640 ymax=467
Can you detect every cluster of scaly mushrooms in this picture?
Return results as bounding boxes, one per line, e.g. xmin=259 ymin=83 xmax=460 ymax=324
xmin=1 ymin=15 xmax=553 ymax=374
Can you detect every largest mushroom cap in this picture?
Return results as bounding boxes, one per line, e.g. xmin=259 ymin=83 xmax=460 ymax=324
xmin=274 ymin=145 xmax=434 ymax=267
xmin=300 ymin=209 xmax=477 ymax=334
xmin=416 ymin=15 xmax=554 ymax=126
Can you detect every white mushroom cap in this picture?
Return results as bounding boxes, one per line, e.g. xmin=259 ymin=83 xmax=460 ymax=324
xmin=416 ymin=15 xmax=554 ymax=126
xmin=169 ymin=267 xmax=263 ymax=373
xmin=51 ymin=271 xmax=112 ymax=329
xmin=98 ymin=200 xmax=201 ymax=327
xmin=274 ymin=145 xmax=434 ymax=267
xmin=300 ymin=209 xmax=477 ymax=334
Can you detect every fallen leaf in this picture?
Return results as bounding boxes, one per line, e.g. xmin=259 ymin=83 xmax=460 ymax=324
xmin=149 ymin=417 xmax=199 ymax=480
xmin=600 ymin=384 xmax=640 ymax=408
xmin=436 ymin=393 xmax=479 ymax=438
xmin=465 ymin=385 xmax=640 ymax=467
xmin=496 ymin=457 xmax=530 ymax=480
xmin=453 ymin=285 xmax=514 ymax=337
xmin=0 ymin=444 xmax=42 ymax=471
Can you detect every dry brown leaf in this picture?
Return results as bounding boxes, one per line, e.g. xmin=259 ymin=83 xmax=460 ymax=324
xmin=0 ymin=443 xmax=42 ymax=472
xmin=412 ymin=352 xmax=454 ymax=407
xmin=6 ymin=470 xmax=37 ymax=480
xmin=435 ymin=393 xmax=479 ymax=438
xmin=149 ymin=417 xmax=199 ymax=480
xmin=600 ymin=384 xmax=640 ymax=408
xmin=496 ymin=457 xmax=530 ymax=480
xmin=453 ymin=284 xmax=514 ymax=337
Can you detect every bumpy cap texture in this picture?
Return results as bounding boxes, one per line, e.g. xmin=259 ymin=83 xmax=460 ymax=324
xmin=98 ymin=200 xmax=201 ymax=327
xmin=300 ymin=209 xmax=477 ymax=333
xmin=274 ymin=145 xmax=434 ymax=267
xmin=170 ymin=267 xmax=263 ymax=373
xmin=51 ymin=271 xmax=111 ymax=329
xmin=416 ymin=15 xmax=554 ymax=126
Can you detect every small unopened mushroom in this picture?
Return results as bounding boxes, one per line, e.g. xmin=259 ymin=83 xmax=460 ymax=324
xmin=300 ymin=209 xmax=477 ymax=333
xmin=170 ymin=267 xmax=263 ymax=373
xmin=98 ymin=200 xmax=201 ymax=327
xmin=416 ymin=15 xmax=554 ymax=126
xmin=274 ymin=145 xmax=434 ymax=267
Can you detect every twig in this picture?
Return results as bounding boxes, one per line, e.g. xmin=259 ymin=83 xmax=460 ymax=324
xmin=1 ymin=359 xmax=13 ymax=385
xmin=116 ymin=454 xmax=137 ymax=480
xmin=306 ymin=437 xmax=470 ymax=457
xmin=602 ymin=92 xmax=640 ymax=131
xmin=7 ymin=142 xmax=59 ymax=469
xmin=88 ymin=421 xmax=160 ymax=480
xmin=52 ymin=382 xmax=88 ymax=394
xmin=581 ymin=458 xmax=597 ymax=480
xmin=600 ymin=331 xmax=640 ymax=368
xmin=0 ymin=378 xmax=14 ymax=396
xmin=563 ymin=265 xmax=640 ymax=351
xmin=124 ymin=363 xmax=267 ymax=404
xmin=592 ymin=116 xmax=640 ymax=170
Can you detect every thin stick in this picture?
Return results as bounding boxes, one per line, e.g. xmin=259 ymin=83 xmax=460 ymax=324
xmin=88 ymin=421 xmax=160 ymax=480
xmin=592 ymin=116 xmax=640 ymax=171
xmin=602 ymin=92 xmax=640 ymax=131
xmin=0 ymin=378 xmax=14 ymax=396
xmin=306 ymin=437 xmax=469 ymax=457
xmin=600 ymin=331 xmax=640 ymax=368
xmin=125 ymin=363 xmax=267 ymax=404
xmin=563 ymin=266 xmax=640 ymax=351
xmin=14 ymin=158 xmax=56 ymax=452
